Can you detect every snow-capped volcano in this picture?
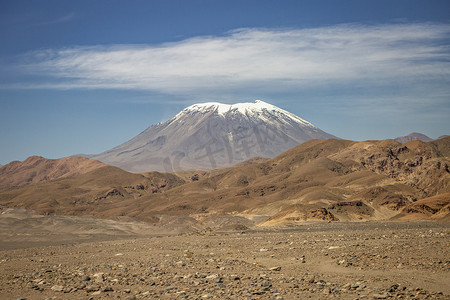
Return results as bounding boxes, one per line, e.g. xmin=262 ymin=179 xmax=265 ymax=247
xmin=88 ymin=100 xmax=337 ymax=172
xmin=178 ymin=100 xmax=315 ymax=127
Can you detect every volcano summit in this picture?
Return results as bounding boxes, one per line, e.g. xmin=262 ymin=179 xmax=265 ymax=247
xmin=88 ymin=100 xmax=336 ymax=172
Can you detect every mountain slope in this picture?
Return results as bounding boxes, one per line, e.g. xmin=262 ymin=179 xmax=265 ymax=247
xmin=88 ymin=100 xmax=336 ymax=172
xmin=0 ymin=166 xmax=186 ymax=222
xmin=1 ymin=137 xmax=448 ymax=224
xmin=394 ymin=132 xmax=433 ymax=143
xmin=0 ymin=156 xmax=106 ymax=190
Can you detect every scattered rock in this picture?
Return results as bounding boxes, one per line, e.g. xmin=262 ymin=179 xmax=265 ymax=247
xmin=165 ymin=286 xmax=177 ymax=292
xmin=373 ymin=292 xmax=389 ymax=299
xmin=102 ymin=286 xmax=113 ymax=292
xmin=93 ymin=272 xmax=104 ymax=283
xmin=50 ymin=285 xmax=64 ymax=292
xmin=1 ymin=222 xmax=448 ymax=300
xmin=85 ymin=286 xmax=99 ymax=292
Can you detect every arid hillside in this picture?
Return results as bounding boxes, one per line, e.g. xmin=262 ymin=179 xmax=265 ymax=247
xmin=0 ymin=137 xmax=448 ymax=225
xmin=394 ymin=132 xmax=433 ymax=143
xmin=0 ymin=156 xmax=106 ymax=190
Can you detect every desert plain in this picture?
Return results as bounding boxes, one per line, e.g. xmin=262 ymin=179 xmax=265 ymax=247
xmin=0 ymin=208 xmax=449 ymax=300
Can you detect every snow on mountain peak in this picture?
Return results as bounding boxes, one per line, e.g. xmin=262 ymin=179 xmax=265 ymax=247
xmin=90 ymin=99 xmax=336 ymax=172
xmin=184 ymin=100 xmax=274 ymax=114
xmin=179 ymin=100 xmax=315 ymax=128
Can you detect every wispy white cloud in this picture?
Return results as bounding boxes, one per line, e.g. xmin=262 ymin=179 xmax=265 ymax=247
xmin=8 ymin=23 xmax=450 ymax=101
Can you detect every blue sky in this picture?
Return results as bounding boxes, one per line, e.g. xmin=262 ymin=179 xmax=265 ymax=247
xmin=1 ymin=0 xmax=449 ymax=165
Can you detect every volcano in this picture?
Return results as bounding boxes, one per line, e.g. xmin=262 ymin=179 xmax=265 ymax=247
xmin=88 ymin=100 xmax=336 ymax=172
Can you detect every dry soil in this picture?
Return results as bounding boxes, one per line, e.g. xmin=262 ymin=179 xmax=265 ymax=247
xmin=0 ymin=213 xmax=448 ymax=299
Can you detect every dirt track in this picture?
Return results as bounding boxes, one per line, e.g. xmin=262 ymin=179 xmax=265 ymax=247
xmin=0 ymin=218 xmax=449 ymax=299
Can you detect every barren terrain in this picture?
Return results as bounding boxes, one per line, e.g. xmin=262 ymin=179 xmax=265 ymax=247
xmin=0 ymin=209 xmax=449 ymax=299
xmin=0 ymin=156 xmax=105 ymax=190
xmin=1 ymin=137 xmax=449 ymax=299
xmin=1 ymin=138 xmax=448 ymax=224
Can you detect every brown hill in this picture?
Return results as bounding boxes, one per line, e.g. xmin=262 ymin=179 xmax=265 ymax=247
xmin=394 ymin=132 xmax=433 ymax=143
xmin=391 ymin=193 xmax=450 ymax=222
xmin=0 ymin=165 xmax=187 ymax=222
xmin=0 ymin=137 xmax=448 ymax=225
xmin=0 ymin=156 xmax=106 ymax=190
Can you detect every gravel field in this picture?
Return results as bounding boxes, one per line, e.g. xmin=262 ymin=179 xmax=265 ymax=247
xmin=1 ymin=221 xmax=449 ymax=299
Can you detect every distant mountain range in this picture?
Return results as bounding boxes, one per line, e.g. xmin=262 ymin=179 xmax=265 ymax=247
xmin=1 ymin=137 xmax=449 ymax=224
xmin=86 ymin=100 xmax=336 ymax=172
xmin=393 ymin=132 xmax=449 ymax=143
xmin=0 ymin=156 xmax=105 ymax=190
xmin=1 ymin=99 xmax=448 ymax=226
xmin=394 ymin=132 xmax=434 ymax=143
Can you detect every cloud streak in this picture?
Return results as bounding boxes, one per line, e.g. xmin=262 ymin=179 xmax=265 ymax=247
xmin=9 ymin=23 xmax=450 ymax=100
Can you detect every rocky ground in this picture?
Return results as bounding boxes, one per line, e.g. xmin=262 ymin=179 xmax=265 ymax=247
xmin=0 ymin=221 xmax=449 ymax=299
